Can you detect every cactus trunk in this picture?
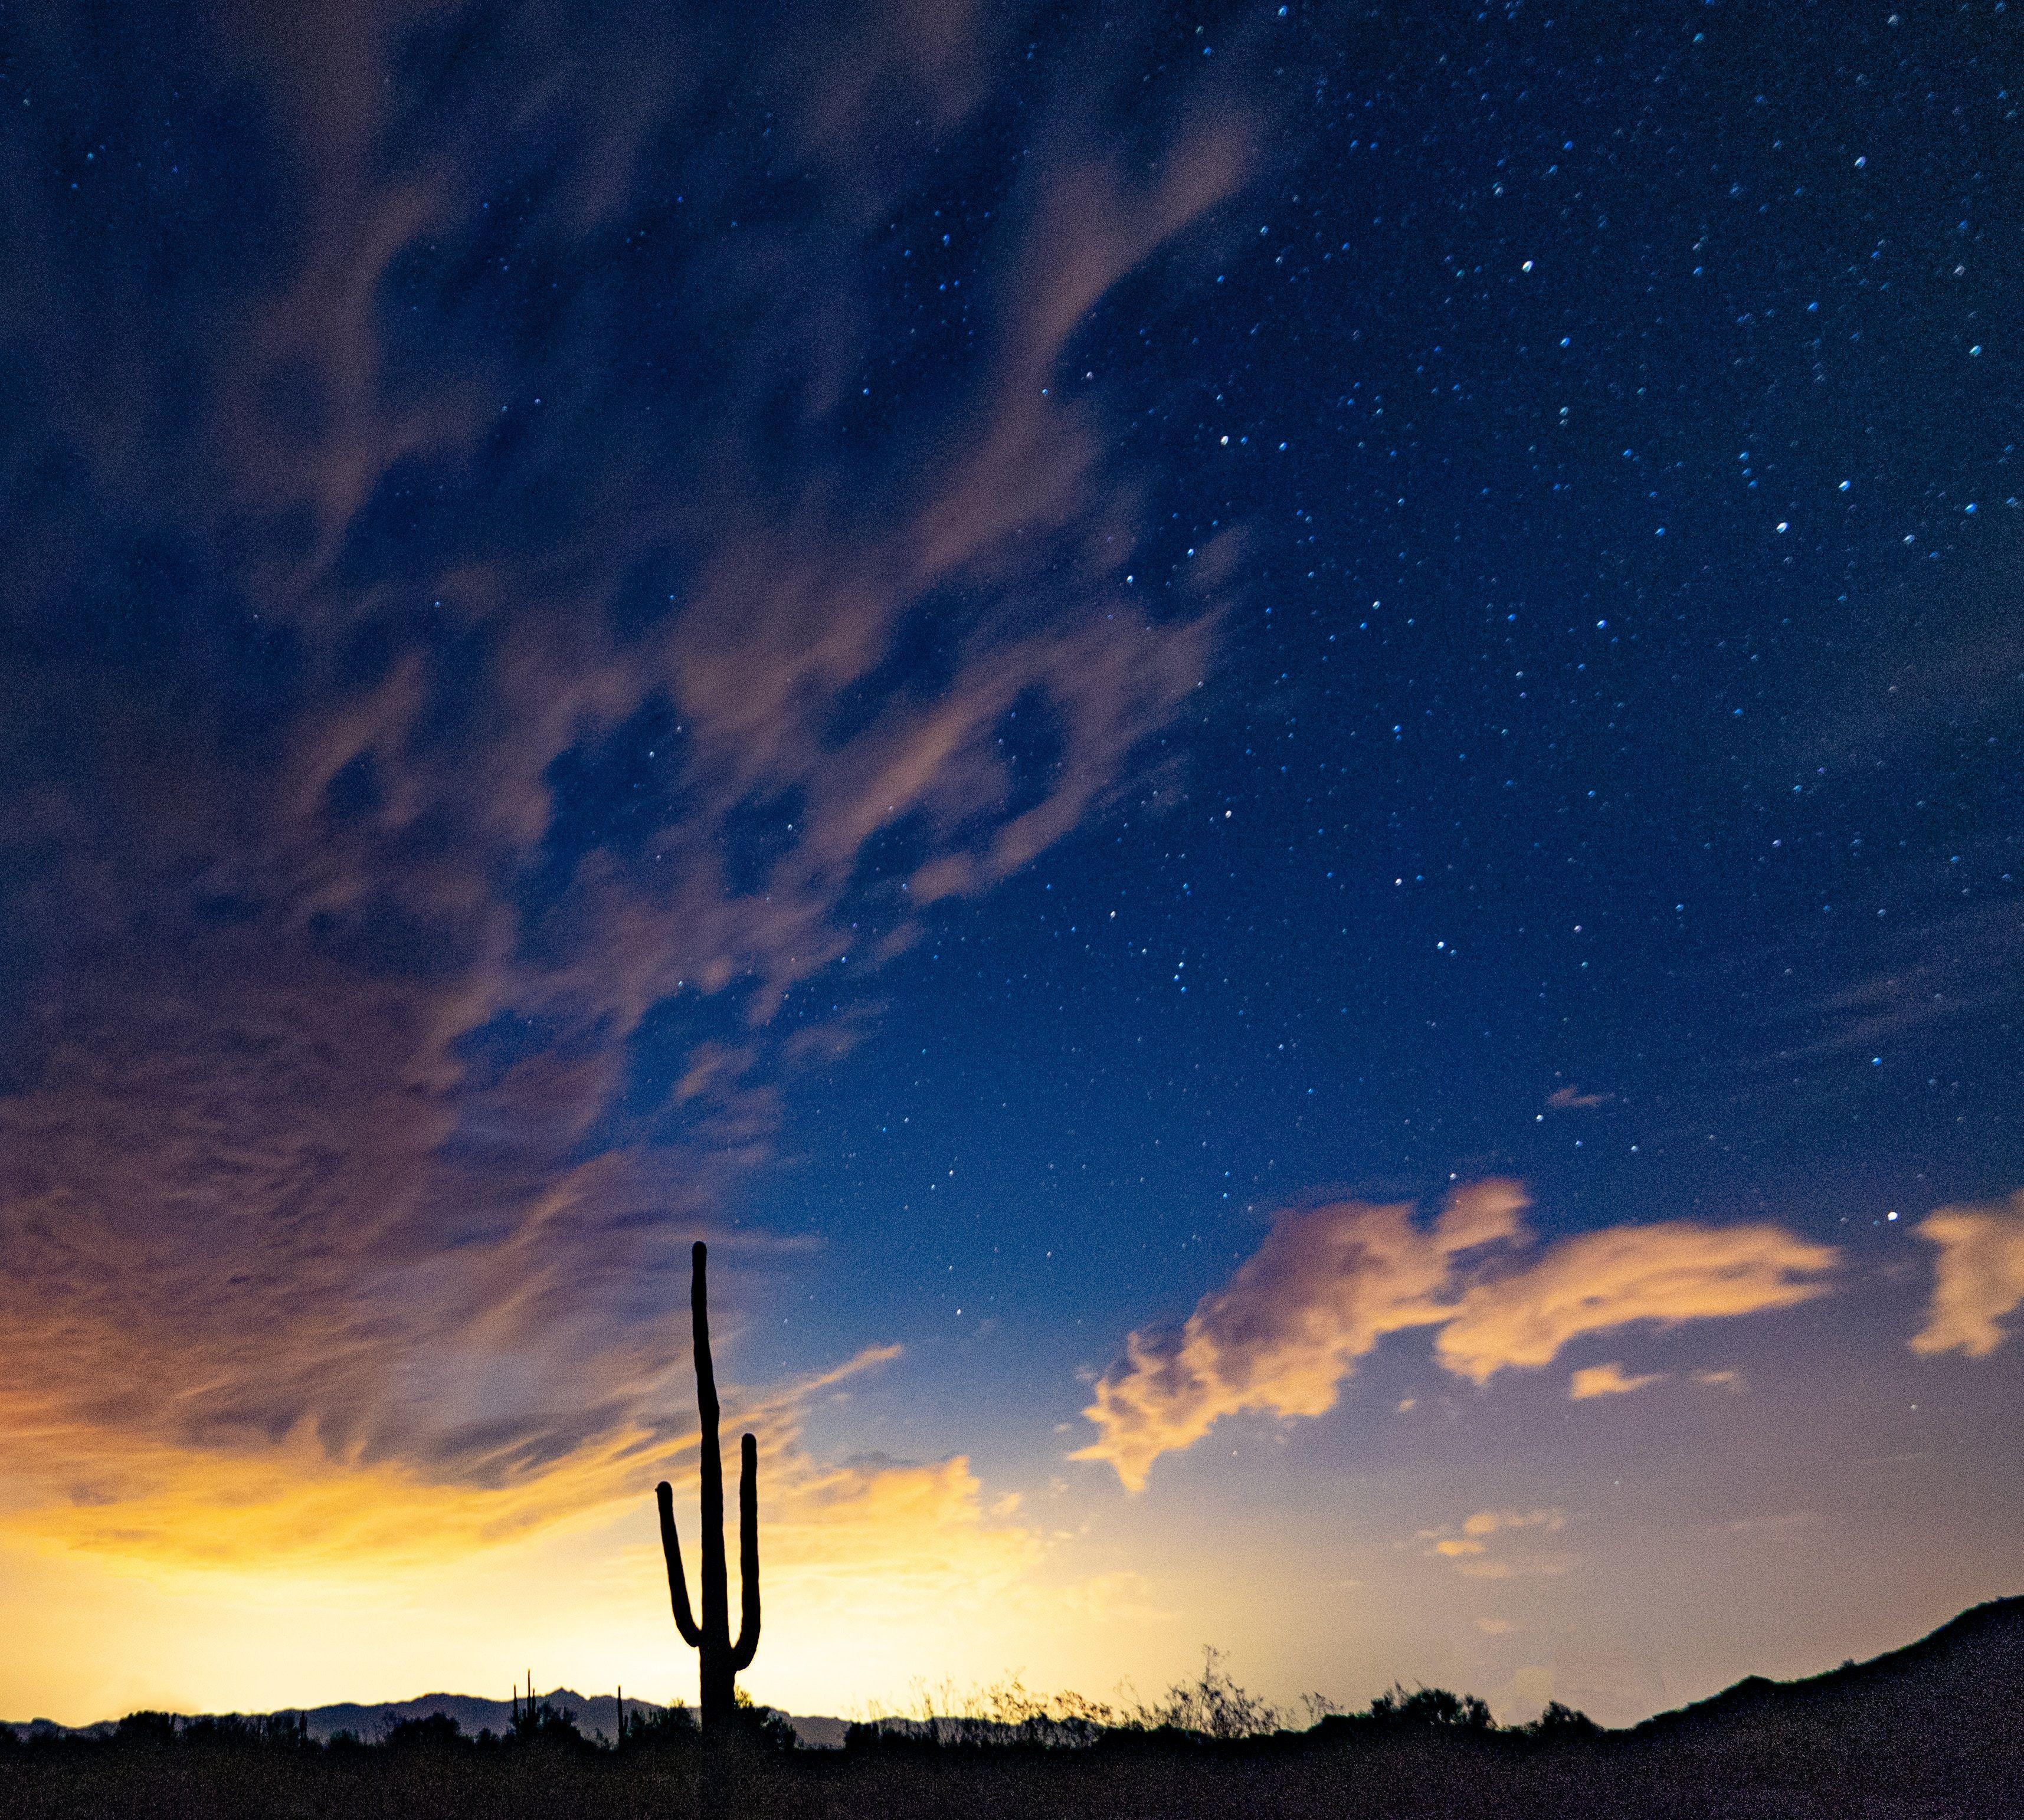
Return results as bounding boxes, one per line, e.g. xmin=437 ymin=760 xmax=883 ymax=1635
xmin=656 ymin=1241 xmax=760 ymax=1740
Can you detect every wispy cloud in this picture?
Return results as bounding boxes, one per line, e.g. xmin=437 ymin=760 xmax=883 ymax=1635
xmin=1777 ymin=596 xmax=2024 ymax=778
xmin=1724 ymin=1510 xmax=1819 ymax=1537
xmin=0 ymin=1332 xmax=1066 ymax=1688
xmin=0 ymin=1340 xmax=910 ymax=1570
xmin=1417 ymin=1509 xmax=1570 ymax=1579
xmin=1760 ymin=903 xmax=2024 ymax=1063
xmin=1075 ymin=1183 xmax=1835 ymax=1490
xmin=1433 ymin=1221 xmax=1835 ymax=1384
xmin=1070 ymin=1182 xmax=1530 ymax=1493
xmin=0 ymin=4 xmax=1255 ymax=1520
xmin=1568 ymin=1362 xmax=1668 ymax=1400
xmin=1910 ymin=1191 xmax=2024 ymax=1359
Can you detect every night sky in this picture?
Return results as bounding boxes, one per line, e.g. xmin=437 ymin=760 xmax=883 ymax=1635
xmin=3 ymin=1 xmax=2020 ymax=1730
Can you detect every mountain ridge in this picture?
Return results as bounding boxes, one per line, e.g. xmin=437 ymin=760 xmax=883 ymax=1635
xmin=5 ymin=1690 xmax=852 ymax=1751
xmin=1633 ymin=1593 xmax=2024 ymax=1732
xmin=9 ymin=1594 xmax=2020 ymax=1756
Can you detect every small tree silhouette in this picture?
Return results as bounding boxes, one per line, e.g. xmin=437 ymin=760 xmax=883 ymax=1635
xmin=1524 ymin=1700 xmax=1600 ymax=1739
xmin=620 ymin=1700 xmax=698 ymax=1752
xmin=656 ymin=1241 xmax=760 ymax=1740
xmin=1142 ymin=1648 xmax=1285 ymax=1738
xmin=1369 ymin=1684 xmax=1495 ymax=1729
xmin=383 ymin=1713 xmax=463 ymax=1752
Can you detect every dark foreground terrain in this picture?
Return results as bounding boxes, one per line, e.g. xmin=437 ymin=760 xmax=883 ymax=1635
xmin=4 ymin=1596 xmax=2018 ymax=1819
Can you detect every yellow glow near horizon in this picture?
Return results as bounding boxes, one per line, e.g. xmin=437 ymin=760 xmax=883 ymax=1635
xmin=0 ymin=1418 xmax=1161 ymax=1727
xmin=0 ymin=1494 xmax=1190 ymax=1728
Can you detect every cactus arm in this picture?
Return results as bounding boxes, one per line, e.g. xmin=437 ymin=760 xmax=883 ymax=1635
xmin=656 ymin=1480 xmax=704 ymax=1647
xmin=731 ymin=1432 xmax=760 ymax=1671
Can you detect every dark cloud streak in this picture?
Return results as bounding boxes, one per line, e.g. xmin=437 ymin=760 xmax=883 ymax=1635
xmin=0 ymin=0 xmax=1258 ymax=1503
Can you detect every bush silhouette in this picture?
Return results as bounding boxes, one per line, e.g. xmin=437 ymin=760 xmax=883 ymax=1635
xmin=1135 ymin=1648 xmax=1287 ymax=1739
xmin=383 ymin=1713 xmax=464 ymax=1752
xmin=732 ymin=1691 xmax=797 ymax=1753
xmin=1524 ymin=1700 xmax=1601 ymax=1740
xmin=508 ymin=1698 xmax=586 ymax=1750
xmin=200 ymin=1713 xmax=307 ymax=1752
xmin=1368 ymin=1684 xmax=1495 ymax=1730
xmin=110 ymin=1712 xmax=179 ymax=1750
xmin=619 ymin=1701 xmax=698 ymax=1752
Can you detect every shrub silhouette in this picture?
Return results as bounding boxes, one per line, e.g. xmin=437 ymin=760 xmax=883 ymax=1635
xmin=732 ymin=1690 xmax=797 ymax=1753
xmin=1137 ymin=1648 xmax=1288 ymax=1739
xmin=656 ymin=1241 xmax=761 ymax=1741
xmin=383 ymin=1713 xmax=464 ymax=1752
xmin=847 ymin=1655 xmax=1292 ymax=1753
xmin=178 ymin=1713 xmax=311 ymax=1752
xmin=1523 ymin=1700 xmax=1601 ymax=1740
xmin=1368 ymin=1684 xmax=1495 ymax=1730
xmin=508 ymin=1697 xmax=586 ymax=1750
xmin=110 ymin=1712 xmax=179 ymax=1750
xmin=618 ymin=1700 xmax=698 ymax=1752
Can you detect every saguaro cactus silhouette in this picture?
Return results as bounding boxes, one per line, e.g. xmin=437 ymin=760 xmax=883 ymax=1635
xmin=656 ymin=1241 xmax=759 ymax=1736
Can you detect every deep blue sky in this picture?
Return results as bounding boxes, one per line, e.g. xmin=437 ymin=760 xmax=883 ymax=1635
xmin=752 ymin=0 xmax=2021 ymax=1360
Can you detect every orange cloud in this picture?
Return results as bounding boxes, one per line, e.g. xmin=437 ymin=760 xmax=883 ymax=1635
xmin=1568 ymin=1362 xmax=1668 ymax=1400
xmin=1076 ymin=1183 xmax=1836 ymax=1490
xmin=1435 ymin=1221 xmax=1834 ymax=1384
xmin=1417 ymin=1509 xmax=1568 ymax=1579
xmin=1462 ymin=1509 xmax=1564 ymax=1538
xmin=1071 ymin=1183 xmax=1530 ymax=1492
xmin=0 ymin=1328 xmax=1113 ymax=1723
xmin=0 ymin=1342 xmax=909 ymax=1573
xmin=1910 ymin=1191 xmax=2024 ymax=1357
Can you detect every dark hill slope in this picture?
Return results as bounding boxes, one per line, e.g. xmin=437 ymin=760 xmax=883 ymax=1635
xmin=1612 ymin=1594 xmax=2024 ymax=1809
xmin=1640 ymin=1593 xmax=2024 ymax=1734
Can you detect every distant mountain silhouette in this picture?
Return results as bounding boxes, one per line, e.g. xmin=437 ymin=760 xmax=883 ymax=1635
xmin=5 ymin=1595 xmax=2018 ymax=1767
xmin=4 ymin=1690 xmax=850 ymax=1750
xmin=298 ymin=1690 xmax=629 ymax=1745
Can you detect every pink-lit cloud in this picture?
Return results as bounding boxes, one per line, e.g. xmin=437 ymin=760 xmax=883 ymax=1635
xmin=1076 ymin=1183 xmax=1836 ymax=1490
xmin=1568 ymin=1362 xmax=1668 ymax=1400
xmin=1072 ymin=1183 xmax=1530 ymax=1493
xmin=1911 ymin=1191 xmax=2024 ymax=1359
xmin=0 ymin=2 xmax=1254 ymax=1530
xmin=1417 ymin=1509 xmax=1570 ymax=1579
xmin=1433 ymin=1221 xmax=1836 ymax=1384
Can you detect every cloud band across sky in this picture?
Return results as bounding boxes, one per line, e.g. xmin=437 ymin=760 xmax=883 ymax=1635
xmin=0 ymin=0 xmax=1252 ymax=1521
xmin=1073 ymin=1182 xmax=1840 ymax=1491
